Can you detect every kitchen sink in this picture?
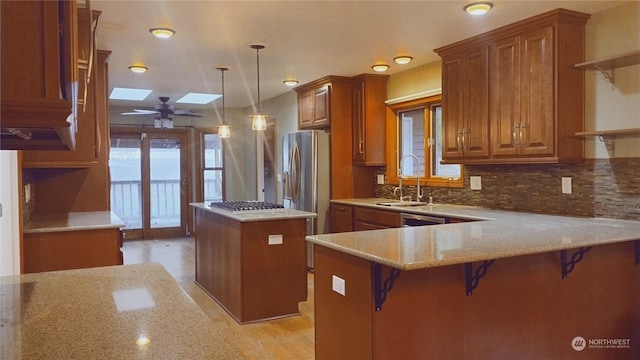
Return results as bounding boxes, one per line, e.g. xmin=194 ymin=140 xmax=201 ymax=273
xmin=375 ymin=201 xmax=429 ymax=207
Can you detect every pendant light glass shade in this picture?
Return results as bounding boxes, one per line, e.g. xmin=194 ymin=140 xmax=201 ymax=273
xmin=216 ymin=66 xmax=231 ymax=138
xmin=249 ymin=44 xmax=268 ymax=131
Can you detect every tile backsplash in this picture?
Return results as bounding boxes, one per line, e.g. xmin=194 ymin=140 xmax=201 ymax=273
xmin=375 ymin=158 xmax=640 ymax=221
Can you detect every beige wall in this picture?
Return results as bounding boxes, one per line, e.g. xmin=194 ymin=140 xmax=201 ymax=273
xmin=584 ymin=1 xmax=640 ymax=158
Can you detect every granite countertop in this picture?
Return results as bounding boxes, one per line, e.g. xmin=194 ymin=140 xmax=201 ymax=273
xmin=190 ymin=202 xmax=317 ymax=222
xmin=0 ymin=263 xmax=243 ymax=359
xmin=24 ymin=211 xmax=125 ymax=234
xmin=307 ymin=198 xmax=640 ymax=270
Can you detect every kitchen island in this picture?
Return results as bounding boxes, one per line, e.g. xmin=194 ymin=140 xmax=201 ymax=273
xmin=308 ymin=199 xmax=640 ymax=359
xmin=191 ymin=202 xmax=316 ymax=323
xmin=0 ymin=263 xmax=243 ymax=359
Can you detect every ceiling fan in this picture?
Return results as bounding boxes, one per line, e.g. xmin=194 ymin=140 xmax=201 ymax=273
xmin=121 ymin=96 xmax=205 ymax=128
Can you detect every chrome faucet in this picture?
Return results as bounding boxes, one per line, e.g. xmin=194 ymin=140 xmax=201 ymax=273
xmin=399 ymin=154 xmax=422 ymax=202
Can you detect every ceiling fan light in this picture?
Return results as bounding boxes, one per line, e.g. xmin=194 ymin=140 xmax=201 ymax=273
xmin=371 ymin=64 xmax=389 ymax=72
xmin=128 ymin=65 xmax=148 ymax=74
xmin=251 ymin=113 xmax=268 ymax=131
xmin=218 ymin=124 xmax=231 ymax=138
xmin=149 ymin=27 xmax=176 ymax=39
xmin=394 ymin=56 xmax=413 ymax=65
xmin=464 ymin=2 xmax=493 ymax=15
xmin=283 ymin=79 xmax=299 ymax=87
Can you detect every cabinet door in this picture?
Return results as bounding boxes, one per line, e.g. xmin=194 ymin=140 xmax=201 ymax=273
xmin=491 ymin=36 xmax=521 ymax=157
xmin=520 ymin=25 xmax=554 ymax=156
xmin=313 ymin=87 xmax=330 ymax=126
xmin=331 ymin=204 xmax=353 ymax=233
xmin=298 ymin=90 xmax=315 ymax=128
xmin=352 ymin=79 xmax=365 ymax=162
xmin=441 ymin=55 xmax=465 ymax=159
xmin=463 ymin=46 xmax=490 ymax=158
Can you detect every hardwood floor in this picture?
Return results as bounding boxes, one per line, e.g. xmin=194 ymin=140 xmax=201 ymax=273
xmin=123 ymin=237 xmax=315 ymax=360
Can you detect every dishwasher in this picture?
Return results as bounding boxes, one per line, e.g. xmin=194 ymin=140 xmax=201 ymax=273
xmin=400 ymin=212 xmax=448 ymax=226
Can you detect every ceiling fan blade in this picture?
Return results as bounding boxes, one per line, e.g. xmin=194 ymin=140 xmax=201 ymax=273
xmin=173 ymin=110 xmax=205 ymax=117
xmin=121 ymin=109 xmax=159 ymax=115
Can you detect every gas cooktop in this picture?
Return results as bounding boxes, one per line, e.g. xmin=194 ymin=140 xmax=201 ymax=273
xmin=209 ymin=201 xmax=285 ymax=212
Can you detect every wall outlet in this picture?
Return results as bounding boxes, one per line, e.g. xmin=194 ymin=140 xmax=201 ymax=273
xmin=470 ymin=176 xmax=482 ymax=190
xmin=332 ymin=275 xmax=346 ymax=296
xmin=377 ymin=174 xmax=385 ymax=185
xmin=268 ymin=234 xmax=283 ymax=245
xmin=562 ymin=177 xmax=572 ymax=194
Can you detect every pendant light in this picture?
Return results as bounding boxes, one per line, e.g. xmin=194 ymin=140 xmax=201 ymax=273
xmin=249 ymin=44 xmax=268 ymax=131
xmin=216 ymin=66 xmax=231 ymax=138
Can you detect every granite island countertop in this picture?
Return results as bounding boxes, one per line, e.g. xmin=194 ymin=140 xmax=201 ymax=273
xmin=306 ymin=198 xmax=640 ymax=270
xmin=191 ymin=202 xmax=317 ymax=222
xmin=24 ymin=211 xmax=125 ymax=233
xmin=0 ymin=263 xmax=244 ymax=359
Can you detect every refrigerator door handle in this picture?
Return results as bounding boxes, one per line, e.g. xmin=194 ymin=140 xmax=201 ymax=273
xmin=290 ymin=143 xmax=301 ymax=202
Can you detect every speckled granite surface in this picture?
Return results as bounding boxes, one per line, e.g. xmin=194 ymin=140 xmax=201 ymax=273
xmin=307 ymin=199 xmax=640 ymax=270
xmin=24 ymin=211 xmax=125 ymax=233
xmin=191 ymin=202 xmax=316 ymax=222
xmin=0 ymin=263 xmax=244 ymax=359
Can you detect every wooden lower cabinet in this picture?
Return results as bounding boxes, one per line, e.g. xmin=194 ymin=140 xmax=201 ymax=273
xmin=23 ymin=228 xmax=123 ymax=273
xmin=314 ymin=241 xmax=639 ymax=360
xmin=330 ymin=204 xmax=353 ymax=233
xmin=353 ymin=207 xmax=401 ymax=231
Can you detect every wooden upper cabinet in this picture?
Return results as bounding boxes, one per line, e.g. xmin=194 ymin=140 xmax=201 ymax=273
xmin=0 ymin=0 xmax=79 ymax=150
xmin=297 ymin=84 xmax=330 ymax=129
xmin=352 ymin=74 xmax=388 ymax=166
xmin=23 ymin=8 xmax=103 ymax=168
xmin=436 ymin=8 xmax=590 ymax=164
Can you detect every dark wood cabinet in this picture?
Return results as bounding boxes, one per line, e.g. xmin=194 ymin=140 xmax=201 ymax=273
xmin=22 ymin=9 xmax=103 ymax=167
xmin=352 ymin=74 xmax=388 ymax=166
xmin=436 ymin=9 xmax=590 ymax=164
xmin=0 ymin=0 xmax=79 ymax=150
xmin=296 ymin=83 xmax=331 ymax=129
xmin=354 ymin=206 xmax=401 ymax=231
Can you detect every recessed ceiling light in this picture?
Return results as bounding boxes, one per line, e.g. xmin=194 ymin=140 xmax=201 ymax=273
xmin=128 ymin=65 xmax=148 ymax=74
xmin=371 ymin=64 xmax=390 ymax=72
xmin=464 ymin=2 xmax=493 ymax=15
xmin=149 ymin=27 xmax=175 ymax=39
xmin=176 ymin=93 xmax=221 ymax=105
xmin=394 ymin=56 xmax=413 ymax=65
xmin=109 ymin=87 xmax=153 ymax=101
xmin=283 ymin=79 xmax=299 ymax=87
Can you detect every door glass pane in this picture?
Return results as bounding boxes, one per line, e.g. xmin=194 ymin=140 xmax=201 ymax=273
xmin=150 ymin=138 xmax=181 ymax=228
xmin=398 ymin=108 xmax=425 ymax=177
xmin=110 ymin=138 xmax=142 ymax=230
xmin=431 ymin=105 xmax=461 ymax=178
xmin=203 ymin=134 xmax=223 ymax=202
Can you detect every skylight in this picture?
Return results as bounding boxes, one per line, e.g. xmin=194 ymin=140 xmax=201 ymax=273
xmin=109 ymin=87 xmax=153 ymax=101
xmin=176 ymin=93 xmax=221 ymax=104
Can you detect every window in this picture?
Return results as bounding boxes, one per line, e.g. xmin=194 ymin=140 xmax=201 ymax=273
xmin=386 ymin=95 xmax=463 ymax=188
xmin=201 ymin=133 xmax=225 ymax=202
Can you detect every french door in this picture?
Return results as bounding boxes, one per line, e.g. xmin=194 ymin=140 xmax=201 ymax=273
xmin=110 ymin=129 xmax=189 ymax=240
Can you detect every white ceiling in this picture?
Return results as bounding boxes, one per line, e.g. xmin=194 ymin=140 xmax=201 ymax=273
xmin=94 ymin=0 xmax=629 ymax=112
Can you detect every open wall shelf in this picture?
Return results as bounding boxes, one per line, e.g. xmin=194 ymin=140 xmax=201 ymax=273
xmin=575 ymin=50 xmax=640 ymax=84
xmin=575 ymin=128 xmax=640 ymax=157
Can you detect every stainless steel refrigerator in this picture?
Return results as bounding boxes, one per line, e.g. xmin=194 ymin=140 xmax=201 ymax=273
xmin=282 ymin=130 xmax=331 ymax=269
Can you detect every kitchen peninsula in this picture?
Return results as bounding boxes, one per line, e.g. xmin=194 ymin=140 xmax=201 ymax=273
xmin=308 ymin=199 xmax=640 ymax=359
xmin=0 ymin=263 xmax=243 ymax=359
xmin=191 ymin=202 xmax=316 ymax=323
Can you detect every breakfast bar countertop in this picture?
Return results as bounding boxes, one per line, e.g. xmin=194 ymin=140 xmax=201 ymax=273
xmin=307 ymin=198 xmax=640 ymax=270
xmin=0 ymin=263 xmax=243 ymax=359
xmin=23 ymin=211 xmax=125 ymax=233
xmin=190 ymin=202 xmax=316 ymax=222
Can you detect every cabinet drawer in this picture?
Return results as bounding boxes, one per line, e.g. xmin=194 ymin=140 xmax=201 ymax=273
xmin=354 ymin=207 xmax=401 ymax=229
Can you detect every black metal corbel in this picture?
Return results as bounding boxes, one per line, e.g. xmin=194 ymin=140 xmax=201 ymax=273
xmin=465 ymin=260 xmax=495 ymax=296
xmin=561 ymin=247 xmax=592 ymax=279
xmin=373 ymin=262 xmax=401 ymax=311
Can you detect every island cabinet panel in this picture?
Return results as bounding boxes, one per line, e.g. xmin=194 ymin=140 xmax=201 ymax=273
xmin=23 ymin=228 xmax=122 ymax=273
xmin=194 ymin=207 xmax=308 ymax=323
xmin=313 ymin=242 xmax=639 ymax=360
